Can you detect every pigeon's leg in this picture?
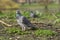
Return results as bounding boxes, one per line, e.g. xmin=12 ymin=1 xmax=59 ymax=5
xmin=20 ymin=24 xmax=27 ymax=31
xmin=22 ymin=26 xmax=26 ymax=31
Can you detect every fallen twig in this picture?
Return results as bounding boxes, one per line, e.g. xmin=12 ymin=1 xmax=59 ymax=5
xmin=0 ymin=20 xmax=12 ymax=27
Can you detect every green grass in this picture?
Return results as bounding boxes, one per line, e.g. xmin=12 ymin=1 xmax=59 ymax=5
xmin=20 ymin=3 xmax=59 ymax=9
xmin=48 ymin=4 xmax=59 ymax=8
xmin=22 ymin=11 xmax=30 ymax=18
xmin=0 ymin=11 xmax=15 ymax=19
xmin=5 ymin=27 xmax=31 ymax=35
xmin=5 ymin=27 xmax=57 ymax=37
xmin=0 ymin=10 xmax=60 ymax=24
xmin=34 ymin=29 xmax=57 ymax=37
xmin=20 ymin=3 xmax=44 ymax=9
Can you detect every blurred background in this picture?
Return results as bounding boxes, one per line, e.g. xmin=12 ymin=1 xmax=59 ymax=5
xmin=0 ymin=0 xmax=60 ymax=25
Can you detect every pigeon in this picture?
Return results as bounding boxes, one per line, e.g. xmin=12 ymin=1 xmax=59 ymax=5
xmin=30 ymin=11 xmax=37 ymax=18
xmin=16 ymin=10 xmax=35 ymax=31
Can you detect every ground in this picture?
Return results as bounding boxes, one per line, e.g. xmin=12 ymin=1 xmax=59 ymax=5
xmin=0 ymin=3 xmax=60 ymax=40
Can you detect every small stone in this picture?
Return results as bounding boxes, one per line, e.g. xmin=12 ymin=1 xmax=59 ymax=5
xmin=9 ymin=38 xmax=12 ymax=40
xmin=17 ymin=36 xmax=20 ymax=39
xmin=15 ymin=39 xmax=18 ymax=40
xmin=50 ymin=36 xmax=53 ymax=39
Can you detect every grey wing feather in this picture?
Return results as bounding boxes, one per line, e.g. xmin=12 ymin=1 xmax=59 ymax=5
xmin=22 ymin=17 xmax=34 ymax=27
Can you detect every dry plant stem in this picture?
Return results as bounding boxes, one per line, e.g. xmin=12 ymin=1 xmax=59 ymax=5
xmin=0 ymin=20 xmax=12 ymax=27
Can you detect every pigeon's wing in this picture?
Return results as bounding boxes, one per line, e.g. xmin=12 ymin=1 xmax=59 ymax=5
xmin=30 ymin=13 xmax=34 ymax=17
xmin=22 ymin=17 xmax=33 ymax=27
xmin=30 ymin=13 xmax=37 ymax=18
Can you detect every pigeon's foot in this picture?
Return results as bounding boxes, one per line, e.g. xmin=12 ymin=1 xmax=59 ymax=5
xmin=22 ymin=27 xmax=27 ymax=31
xmin=22 ymin=27 xmax=37 ymax=31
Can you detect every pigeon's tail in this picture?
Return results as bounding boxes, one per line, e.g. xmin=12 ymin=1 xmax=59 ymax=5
xmin=28 ymin=24 xmax=37 ymax=30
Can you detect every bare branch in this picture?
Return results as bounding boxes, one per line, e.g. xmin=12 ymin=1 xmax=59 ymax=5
xmin=0 ymin=20 xmax=12 ymax=27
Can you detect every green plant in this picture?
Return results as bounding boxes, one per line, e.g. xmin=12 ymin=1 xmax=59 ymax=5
xmin=8 ymin=11 xmax=16 ymax=19
xmin=34 ymin=29 xmax=57 ymax=37
xmin=0 ymin=11 xmax=5 ymax=18
xmin=53 ymin=18 xmax=60 ymax=24
xmin=22 ymin=11 xmax=30 ymax=18
xmin=5 ymin=27 xmax=31 ymax=35
xmin=55 ymin=12 xmax=60 ymax=18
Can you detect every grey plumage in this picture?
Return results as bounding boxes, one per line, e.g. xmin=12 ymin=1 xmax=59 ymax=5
xmin=16 ymin=10 xmax=35 ymax=31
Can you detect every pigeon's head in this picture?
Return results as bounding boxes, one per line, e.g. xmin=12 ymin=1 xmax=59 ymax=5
xmin=16 ymin=10 xmax=20 ymax=14
xmin=16 ymin=10 xmax=22 ymax=16
xmin=30 ymin=11 xmax=33 ymax=13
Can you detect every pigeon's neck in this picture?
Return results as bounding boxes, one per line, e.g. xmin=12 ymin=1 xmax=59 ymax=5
xmin=17 ymin=13 xmax=22 ymax=16
xmin=16 ymin=13 xmax=22 ymax=19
